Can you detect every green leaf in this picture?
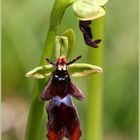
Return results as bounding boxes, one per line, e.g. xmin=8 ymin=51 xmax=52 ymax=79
xmin=63 ymin=29 xmax=75 ymax=59
xmin=68 ymin=63 xmax=103 ymax=77
xmin=73 ymin=0 xmax=106 ymax=21
xmin=25 ymin=65 xmax=53 ymax=79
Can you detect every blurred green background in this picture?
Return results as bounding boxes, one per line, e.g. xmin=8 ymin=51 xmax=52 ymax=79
xmin=2 ymin=0 xmax=138 ymax=140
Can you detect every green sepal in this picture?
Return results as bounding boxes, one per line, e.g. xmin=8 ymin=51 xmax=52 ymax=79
xmin=55 ymin=36 xmax=68 ymax=58
xmin=25 ymin=65 xmax=53 ymax=79
xmin=73 ymin=0 xmax=107 ymax=21
xmin=68 ymin=63 xmax=103 ymax=77
xmin=96 ymin=0 xmax=108 ymax=6
xmin=25 ymin=63 xmax=103 ymax=79
xmin=63 ymin=29 xmax=75 ymax=59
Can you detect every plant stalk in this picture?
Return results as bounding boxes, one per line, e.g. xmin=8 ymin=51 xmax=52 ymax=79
xmin=86 ymin=17 xmax=105 ymax=140
xmin=25 ymin=0 xmax=73 ymax=140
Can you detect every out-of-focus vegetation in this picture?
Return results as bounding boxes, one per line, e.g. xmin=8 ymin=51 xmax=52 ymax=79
xmin=2 ymin=0 xmax=138 ymax=140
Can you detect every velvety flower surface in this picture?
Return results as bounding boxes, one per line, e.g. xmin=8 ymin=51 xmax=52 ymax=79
xmin=41 ymin=68 xmax=84 ymax=140
xmin=41 ymin=69 xmax=84 ymax=100
xmin=79 ymin=20 xmax=101 ymax=48
xmin=47 ymin=101 xmax=81 ymax=140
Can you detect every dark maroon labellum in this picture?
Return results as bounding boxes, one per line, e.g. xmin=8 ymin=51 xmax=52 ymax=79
xmin=41 ymin=56 xmax=84 ymax=140
xmin=79 ymin=20 xmax=102 ymax=48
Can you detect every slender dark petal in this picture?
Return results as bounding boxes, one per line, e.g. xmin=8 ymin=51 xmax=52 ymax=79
xmin=46 ymin=58 xmax=55 ymax=66
xmin=66 ymin=55 xmax=82 ymax=65
xmin=79 ymin=20 xmax=102 ymax=48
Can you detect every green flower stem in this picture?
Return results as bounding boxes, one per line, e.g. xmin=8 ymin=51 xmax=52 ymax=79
xmin=25 ymin=0 xmax=74 ymax=140
xmin=40 ymin=0 xmax=74 ymax=64
xmin=86 ymin=17 xmax=105 ymax=140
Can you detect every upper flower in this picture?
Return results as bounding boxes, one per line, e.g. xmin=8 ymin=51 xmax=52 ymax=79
xmin=72 ymin=0 xmax=108 ymax=48
xmin=73 ymin=0 xmax=108 ymax=21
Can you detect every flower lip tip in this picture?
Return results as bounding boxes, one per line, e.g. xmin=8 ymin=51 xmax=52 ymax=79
xmin=88 ymin=44 xmax=99 ymax=48
xmin=94 ymin=39 xmax=102 ymax=44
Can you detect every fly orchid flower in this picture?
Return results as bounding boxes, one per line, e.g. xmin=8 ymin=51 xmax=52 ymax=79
xmin=25 ymin=30 xmax=103 ymax=140
xmin=26 ymin=55 xmax=103 ymax=140
xmin=41 ymin=56 xmax=83 ymax=140
xmin=73 ymin=0 xmax=108 ymax=48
